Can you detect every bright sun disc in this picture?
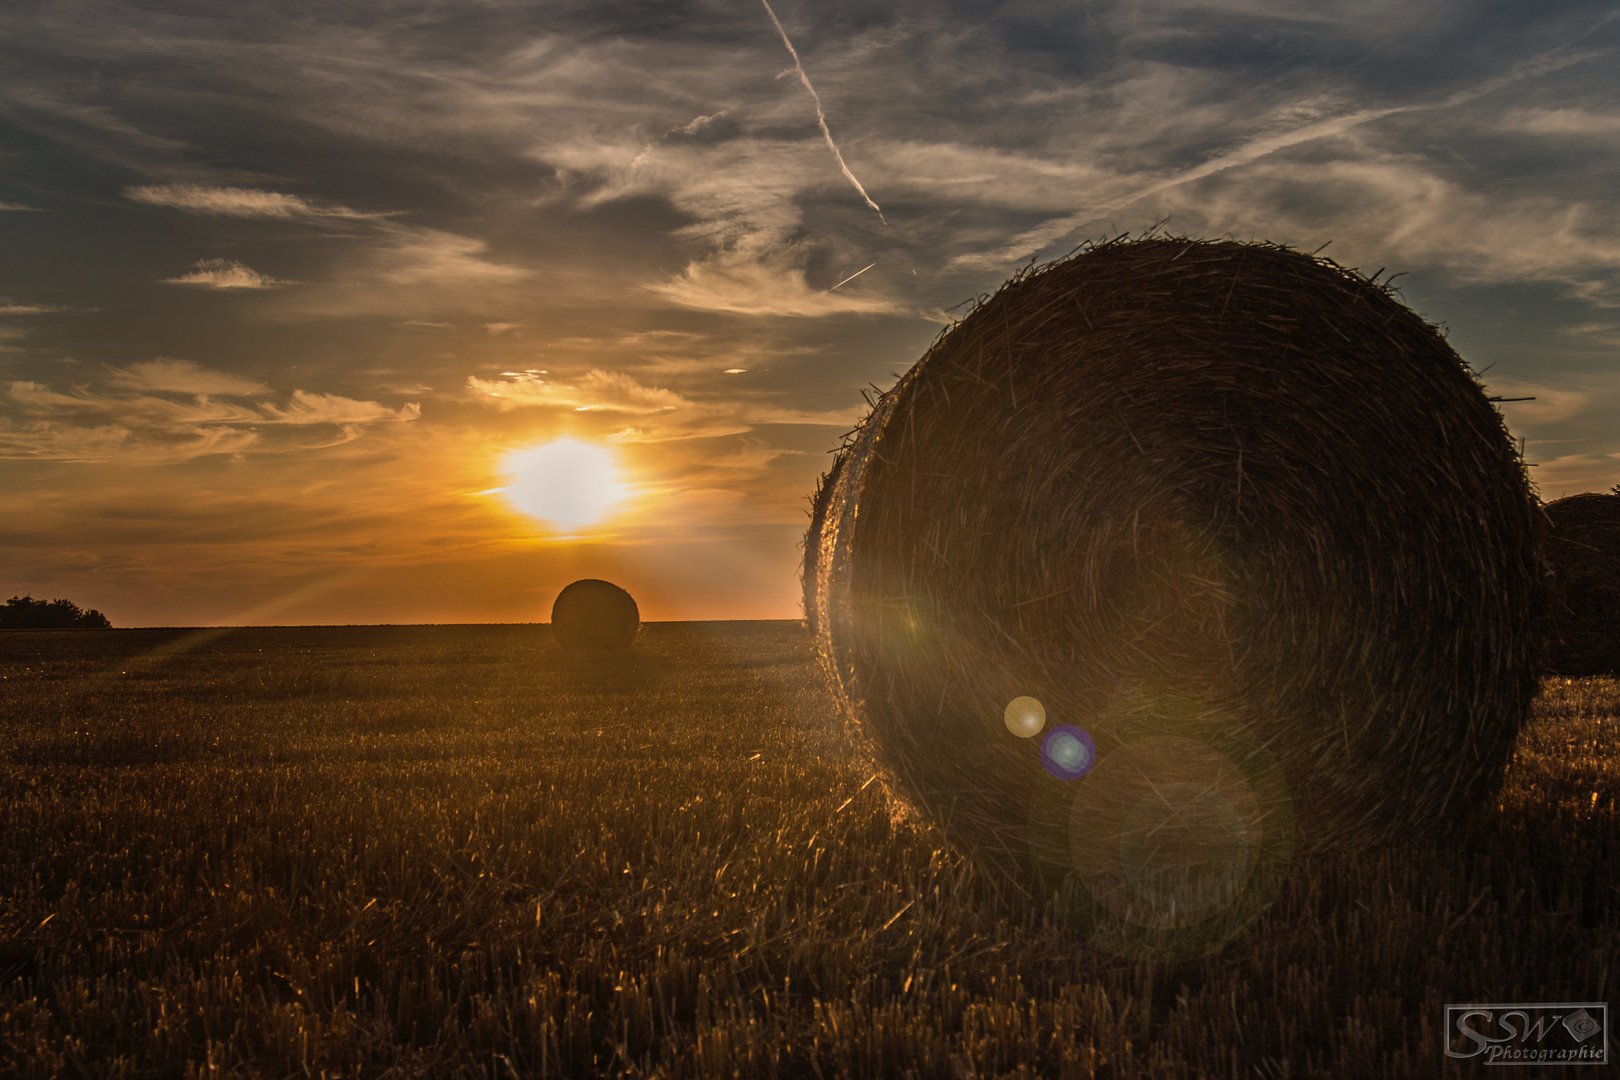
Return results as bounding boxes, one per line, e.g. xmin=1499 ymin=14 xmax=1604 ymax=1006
xmin=502 ymin=439 xmax=625 ymax=528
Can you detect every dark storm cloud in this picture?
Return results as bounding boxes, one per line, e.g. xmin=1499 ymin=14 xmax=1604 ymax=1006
xmin=1 ymin=0 xmax=1618 ymax=620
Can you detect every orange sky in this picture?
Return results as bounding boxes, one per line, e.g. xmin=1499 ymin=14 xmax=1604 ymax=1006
xmin=2 ymin=1 xmax=1618 ymax=625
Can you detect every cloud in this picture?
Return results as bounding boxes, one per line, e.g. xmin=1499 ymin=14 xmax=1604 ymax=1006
xmin=9 ymin=380 xmax=264 ymax=426
xmin=647 ymin=248 xmax=897 ymax=317
xmin=554 ymin=123 xmax=895 ymax=316
xmin=1 ymin=366 xmax=419 ymax=462
xmin=484 ymin=322 xmax=521 ymax=334
xmin=0 ymin=202 xmax=42 ymax=212
xmin=125 ymin=184 xmax=377 ymax=219
xmin=758 ymin=0 xmax=886 ymax=224
xmin=467 ymin=369 xmax=686 ymax=414
xmin=0 ymin=416 xmax=257 ymax=463
xmin=1142 ymin=148 xmax=1620 ymax=299
xmin=465 ymin=367 xmax=860 ymax=445
xmin=368 ymin=226 xmax=530 ymax=286
xmin=0 ymin=303 xmax=60 ymax=314
xmin=1486 ymin=377 xmax=1596 ymax=427
xmin=126 ymin=186 xmax=523 ymax=291
xmin=1528 ymin=453 xmax=1620 ymax=498
xmin=110 ymin=358 xmax=268 ymax=396
xmin=945 ymin=45 xmax=1610 ymax=272
xmin=671 ymin=111 xmax=728 ymax=136
xmin=163 ymin=258 xmax=284 ymax=289
xmin=259 ymin=391 xmax=421 ymax=426
xmin=1497 ymin=107 xmax=1620 ymax=137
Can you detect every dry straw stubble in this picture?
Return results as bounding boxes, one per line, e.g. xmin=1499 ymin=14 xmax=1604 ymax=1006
xmin=805 ymin=236 xmax=1544 ymax=959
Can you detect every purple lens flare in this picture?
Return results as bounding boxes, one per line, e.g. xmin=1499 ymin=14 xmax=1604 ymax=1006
xmin=1040 ymin=724 xmax=1095 ymax=781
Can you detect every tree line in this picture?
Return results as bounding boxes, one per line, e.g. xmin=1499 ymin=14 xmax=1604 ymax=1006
xmin=1 ymin=596 xmax=112 ymax=629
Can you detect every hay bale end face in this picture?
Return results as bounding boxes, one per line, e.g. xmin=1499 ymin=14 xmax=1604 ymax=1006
xmin=807 ymin=236 xmax=1542 ymax=957
xmin=551 ymin=579 xmax=640 ymax=651
xmin=1542 ymin=492 xmax=1620 ymax=676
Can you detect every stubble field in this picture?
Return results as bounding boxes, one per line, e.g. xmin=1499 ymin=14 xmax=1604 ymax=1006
xmin=0 ymin=622 xmax=1615 ymax=1078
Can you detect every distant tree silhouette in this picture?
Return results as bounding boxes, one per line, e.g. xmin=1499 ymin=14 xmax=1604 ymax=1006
xmin=0 ymin=595 xmax=112 ymax=629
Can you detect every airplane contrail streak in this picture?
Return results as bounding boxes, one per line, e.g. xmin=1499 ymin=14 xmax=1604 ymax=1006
xmin=760 ymin=0 xmax=886 ymax=225
xmin=827 ymin=262 xmax=877 ymax=291
xmin=948 ymin=44 xmax=1603 ymax=270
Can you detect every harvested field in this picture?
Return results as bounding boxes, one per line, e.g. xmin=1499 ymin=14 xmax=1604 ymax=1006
xmin=0 ymin=623 xmax=1615 ymax=1077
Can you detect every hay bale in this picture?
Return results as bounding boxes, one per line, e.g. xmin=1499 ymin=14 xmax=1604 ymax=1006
xmin=1542 ymin=492 xmax=1620 ymax=676
xmin=807 ymin=236 xmax=1542 ymax=956
xmin=801 ymin=451 xmax=847 ymax=638
xmin=551 ymin=579 xmax=640 ymax=651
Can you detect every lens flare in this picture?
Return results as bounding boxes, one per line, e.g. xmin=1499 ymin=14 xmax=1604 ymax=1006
xmin=1004 ymin=695 xmax=1046 ymax=738
xmin=1040 ymin=724 xmax=1095 ymax=780
xmin=1119 ymin=783 xmax=1251 ymax=911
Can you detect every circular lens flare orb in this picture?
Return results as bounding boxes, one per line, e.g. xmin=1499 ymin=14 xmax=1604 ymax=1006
xmin=502 ymin=439 xmax=626 ymax=528
xmin=1004 ymin=695 xmax=1046 ymax=738
xmin=1119 ymin=783 xmax=1251 ymax=911
xmin=1041 ymin=724 xmax=1096 ymax=780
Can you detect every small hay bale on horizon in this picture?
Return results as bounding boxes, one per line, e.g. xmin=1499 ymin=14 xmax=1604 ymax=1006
xmin=1541 ymin=491 xmax=1620 ymax=676
xmin=805 ymin=235 xmax=1543 ymax=957
xmin=551 ymin=578 xmax=641 ymax=651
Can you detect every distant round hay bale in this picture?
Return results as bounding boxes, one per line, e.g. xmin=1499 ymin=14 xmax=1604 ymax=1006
xmin=551 ymin=579 xmax=640 ymax=651
xmin=807 ymin=236 xmax=1542 ymax=957
xmin=1542 ymin=492 xmax=1620 ymax=676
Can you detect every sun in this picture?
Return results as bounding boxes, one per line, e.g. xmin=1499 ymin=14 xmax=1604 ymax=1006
xmin=501 ymin=439 xmax=626 ymax=528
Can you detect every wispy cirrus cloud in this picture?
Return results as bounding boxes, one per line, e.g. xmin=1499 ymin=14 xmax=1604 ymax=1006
xmin=1496 ymin=106 xmax=1620 ymax=136
xmin=467 ymin=369 xmax=687 ymax=414
xmin=2 ymin=362 xmax=419 ymax=462
xmin=126 ymin=183 xmax=383 ymax=219
xmin=368 ymin=227 xmax=529 ymax=286
xmin=260 ymin=391 xmax=421 ymax=426
xmin=1138 ymin=146 xmax=1620 ymax=301
xmin=109 ymin=358 xmax=267 ymax=396
xmin=947 ymin=46 xmax=1611 ymax=272
xmin=0 ymin=416 xmax=256 ymax=463
xmin=559 ymin=132 xmax=896 ymax=316
xmin=124 ymin=184 xmax=526 ymax=293
xmin=163 ymin=258 xmax=285 ymax=289
xmin=646 ymin=245 xmax=897 ymax=317
xmin=466 ymin=367 xmax=858 ymax=444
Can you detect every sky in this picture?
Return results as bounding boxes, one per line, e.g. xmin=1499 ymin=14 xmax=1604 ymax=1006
xmin=2 ymin=0 xmax=1618 ymax=627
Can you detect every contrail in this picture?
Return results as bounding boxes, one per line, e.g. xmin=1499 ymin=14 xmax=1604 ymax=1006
xmin=827 ymin=262 xmax=877 ymax=291
xmin=760 ymin=0 xmax=886 ymax=225
xmin=949 ymin=44 xmax=1604 ymax=270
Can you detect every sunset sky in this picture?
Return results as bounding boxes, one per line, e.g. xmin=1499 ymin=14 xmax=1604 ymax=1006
xmin=2 ymin=0 xmax=1618 ymax=626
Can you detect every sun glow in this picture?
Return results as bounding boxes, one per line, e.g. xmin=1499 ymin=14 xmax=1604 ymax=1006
xmin=501 ymin=439 xmax=627 ymax=528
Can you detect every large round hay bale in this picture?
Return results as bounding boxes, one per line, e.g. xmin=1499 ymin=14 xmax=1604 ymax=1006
xmin=551 ymin=579 xmax=640 ymax=651
xmin=807 ymin=236 xmax=1542 ymax=957
xmin=1542 ymin=492 xmax=1620 ymax=676
xmin=802 ymin=451 xmax=847 ymax=638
